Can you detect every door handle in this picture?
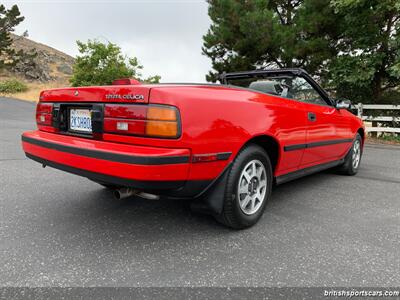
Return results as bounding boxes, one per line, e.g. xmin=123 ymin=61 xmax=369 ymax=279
xmin=308 ymin=112 xmax=316 ymax=122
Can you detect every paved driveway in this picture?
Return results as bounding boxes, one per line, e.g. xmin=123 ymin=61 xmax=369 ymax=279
xmin=1 ymin=97 xmax=399 ymax=287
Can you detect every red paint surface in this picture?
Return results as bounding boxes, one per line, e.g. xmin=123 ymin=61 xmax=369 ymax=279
xmin=22 ymin=130 xmax=190 ymax=181
xmin=24 ymin=83 xmax=364 ymax=184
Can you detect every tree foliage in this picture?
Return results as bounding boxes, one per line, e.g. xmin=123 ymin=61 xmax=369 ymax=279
xmin=203 ymin=0 xmax=340 ymax=82
xmin=0 ymin=4 xmax=25 ymax=70
xmin=329 ymin=0 xmax=400 ymax=103
xmin=203 ymin=0 xmax=400 ymax=104
xmin=70 ymin=39 xmax=160 ymax=87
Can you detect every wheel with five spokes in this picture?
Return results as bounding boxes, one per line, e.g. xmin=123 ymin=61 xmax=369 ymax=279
xmin=217 ymin=144 xmax=273 ymax=229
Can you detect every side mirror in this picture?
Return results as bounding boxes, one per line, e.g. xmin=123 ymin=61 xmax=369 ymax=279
xmin=335 ymin=99 xmax=352 ymax=110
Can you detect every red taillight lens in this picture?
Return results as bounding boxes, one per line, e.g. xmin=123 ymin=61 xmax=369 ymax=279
xmin=36 ymin=103 xmax=53 ymax=126
xmin=104 ymin=104 xmax=147 ymax=119
xmin=103 ymin=104 xmax=180 ymax=138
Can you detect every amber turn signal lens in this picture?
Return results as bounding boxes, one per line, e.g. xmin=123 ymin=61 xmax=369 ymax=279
xmin=146 ymin=120 xmax=178 ymax=138
xmin=147 ymin=106 xmax=177 ymax=121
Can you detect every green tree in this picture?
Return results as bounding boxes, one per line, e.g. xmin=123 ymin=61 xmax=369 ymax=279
xmin=70 ymin=39 xmax=160 ymax=87
xmin=0 ymin=4 xmax=25 ymax=70
xmin=203 ymin=0 xmax=400 ymax=104
xmin=202 ymin=0 xmax=340 ymax=82
xmin=329 ymin=0 xmax=400 ymax=104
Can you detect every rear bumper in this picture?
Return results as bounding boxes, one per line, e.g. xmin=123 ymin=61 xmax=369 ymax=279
xmin=21 ymin=130 xmax=211 ymax=196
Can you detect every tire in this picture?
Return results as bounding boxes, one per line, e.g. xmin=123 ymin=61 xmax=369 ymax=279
xmin=216 ymin=144 xmax=273 ymax=229
xmin=337 ymin=133 xmax=363 ymax=175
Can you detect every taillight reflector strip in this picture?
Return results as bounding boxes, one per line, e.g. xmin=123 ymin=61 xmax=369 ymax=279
xmin=103 ymin=104 xmax=180 ymax=138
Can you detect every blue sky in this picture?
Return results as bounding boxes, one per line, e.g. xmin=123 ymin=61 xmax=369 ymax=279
xmin=5 ymin=0 xmax=212 ymax=82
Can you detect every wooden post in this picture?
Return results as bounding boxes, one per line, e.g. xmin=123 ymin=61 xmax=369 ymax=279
xmin=371 ymin=121 xmax=378 ymax=138
xmin=357 ymin=103 xmax=363 ymax=118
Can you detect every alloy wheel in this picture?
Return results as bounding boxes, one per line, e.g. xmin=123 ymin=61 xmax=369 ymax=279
xmin=237 ymin=159 xmax=267 ymax=215
xmin=352 ymin=140 xmax=361 ymax=169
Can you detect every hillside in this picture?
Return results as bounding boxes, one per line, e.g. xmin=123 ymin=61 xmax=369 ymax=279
xmin=0 ymin=34 xmax=75 ymax=101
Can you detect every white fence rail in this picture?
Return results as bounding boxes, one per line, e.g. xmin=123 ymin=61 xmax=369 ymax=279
xmin=356 ymin=103 xmax=400 ymax=133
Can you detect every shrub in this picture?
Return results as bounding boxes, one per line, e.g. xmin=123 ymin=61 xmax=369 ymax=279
xmin=70 ymin=39 xmax=160 ymax=87
xmin=0 ymin=79 xmax=28 ymax=93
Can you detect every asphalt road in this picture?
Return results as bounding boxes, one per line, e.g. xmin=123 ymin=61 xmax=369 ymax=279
xmin=1 ymin=97 xmax=399 ymax=287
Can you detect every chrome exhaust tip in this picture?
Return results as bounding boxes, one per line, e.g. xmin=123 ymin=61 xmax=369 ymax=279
xmin=113 ymin=187 xmax=137 ymax=200
xmin=113 ymin=188 xmax=160 ymax=200
xmin=136 ymin=192 xmax=160 ymax=200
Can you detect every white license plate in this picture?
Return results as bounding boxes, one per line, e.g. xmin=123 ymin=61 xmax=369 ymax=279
xmin=70 ymin=109 xmax=92 ymax=133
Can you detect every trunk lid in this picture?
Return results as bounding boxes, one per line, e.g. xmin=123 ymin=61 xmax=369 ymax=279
xmin=38 ymin=85 xmax=151 ymax=139
xmin=40 ymin=85 xmax=151 ymax=104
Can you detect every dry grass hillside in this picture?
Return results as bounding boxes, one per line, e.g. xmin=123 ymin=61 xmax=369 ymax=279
xmin=0 ymin=34 xmax=75 ymax=102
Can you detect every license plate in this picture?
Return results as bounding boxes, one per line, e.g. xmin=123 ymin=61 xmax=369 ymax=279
xmin=69 ymin=109 xmax=92 ymax=133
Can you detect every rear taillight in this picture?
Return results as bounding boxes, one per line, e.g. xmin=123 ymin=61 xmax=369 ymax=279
xmin=36 ymin=103 xmax=53 ymax=126
xmin=104 ymin=104 xmax=180 ymax=138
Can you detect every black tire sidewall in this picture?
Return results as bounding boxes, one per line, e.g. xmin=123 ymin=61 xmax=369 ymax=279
xmin=224 ymin=145 xmax=273 ymax=228
xmin=342 ymin=133 xmax=362 ymax=175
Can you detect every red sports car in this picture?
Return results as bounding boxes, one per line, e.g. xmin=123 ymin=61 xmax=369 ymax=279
xmin=21 ymin=69 xmax=364 ymax=229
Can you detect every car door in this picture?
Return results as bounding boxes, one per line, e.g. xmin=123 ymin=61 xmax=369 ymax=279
xmin=270 ymin=95 xmax=308 ymax=175
xmin=288 ymin=76 xmax=353 ymax=168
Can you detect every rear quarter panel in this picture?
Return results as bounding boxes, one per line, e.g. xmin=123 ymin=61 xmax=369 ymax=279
xmin=144 ymin=85 xmax=308 ymax=179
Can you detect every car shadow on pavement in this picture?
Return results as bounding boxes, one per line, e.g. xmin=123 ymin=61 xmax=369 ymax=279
xmin=56 ymin=170 xmax=337 ymax=234
xmin=71 ymin=185 xmax=231 ymax=233
xmin=22 ymin=170 xmax=351 ymax=260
